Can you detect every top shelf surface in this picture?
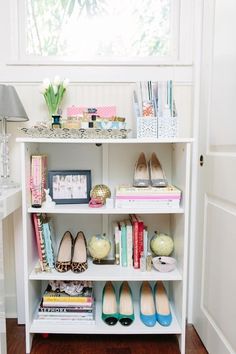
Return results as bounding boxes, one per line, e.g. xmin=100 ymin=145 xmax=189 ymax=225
xmin=16 ymin=137 xmax=193 ymax=144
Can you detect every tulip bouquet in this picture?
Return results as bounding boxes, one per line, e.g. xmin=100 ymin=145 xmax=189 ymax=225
xmin=40 ymin=76 xmax=69 ymax=116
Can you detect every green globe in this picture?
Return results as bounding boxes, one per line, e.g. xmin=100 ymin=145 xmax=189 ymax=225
xmin=150 ymin=232 xmax=174 ymax=256
xmin=88 ymin=234 xmax=111 ymax=260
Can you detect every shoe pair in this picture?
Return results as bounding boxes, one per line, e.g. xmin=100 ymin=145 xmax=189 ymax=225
xmin=102 ymin=281 xmax=134 ymax=326
xmin=55 ymin=231 xmax=88 ymax=273
xmin=140 ymin=281 xmax=172 ymax=327
xmin=133 ymin=152 xmax=167 ymax=188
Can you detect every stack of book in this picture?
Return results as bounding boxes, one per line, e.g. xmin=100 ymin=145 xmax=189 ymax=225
xmin=38 ymin=282 xmax=95 ymax=323
xmin=32 ymin=213 xmax=55 ymax=272
xmin=115 ymin=185 xmax=182 ymax=209
xmin=113 ymin=215 xmax=148 ymax=270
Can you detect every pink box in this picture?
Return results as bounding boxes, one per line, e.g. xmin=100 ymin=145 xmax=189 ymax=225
xmin=67 ymin=106 xmax=116 ymax=118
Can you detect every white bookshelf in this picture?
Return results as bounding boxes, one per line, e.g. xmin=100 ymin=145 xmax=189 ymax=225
xmin=18 ymin=137 xmax=191 ymax=354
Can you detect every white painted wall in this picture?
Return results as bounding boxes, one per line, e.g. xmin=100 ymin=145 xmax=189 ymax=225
xmin=0 ymin=0 xmax=195 ymax=317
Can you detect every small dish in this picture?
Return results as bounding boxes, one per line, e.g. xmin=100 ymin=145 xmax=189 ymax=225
xmin=152 ymin=256 xmax=176 ymax=272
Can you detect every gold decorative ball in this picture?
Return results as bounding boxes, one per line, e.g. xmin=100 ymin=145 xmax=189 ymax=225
xmin=90 ymin=184 xmax=111 ymax=203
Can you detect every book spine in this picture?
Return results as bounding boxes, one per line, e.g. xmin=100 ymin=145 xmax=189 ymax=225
xmin=113 ymin=222 xmax=120 ymax=265
xmin=42 ymin=302 xmax=93 ymax=308
xmin=125 ymin=220 xmax=133 ymax=268
xmin=135 ymin=215 xmax=144 ymax=267
xmin=120 ymin=222 xmax=127 ymax=267
xmin=116 ymin=200 xmax=180 ymax=208
xmin=39 ymin=307 xmax=93 ymax=313
xmin=42 ymin=222 xmax=54 ymax=268
xmin=32 ymin=213 xmax=44 ymax=271
xmin=36 ymin=213 xmax=48 ymax=271
xmin=43 ymin=297 xmax=93 ymax=303
xmin=129 ymin=215 xmax=139 ymax=269
xmin=31 ymin=155 xmax=47 ymax=207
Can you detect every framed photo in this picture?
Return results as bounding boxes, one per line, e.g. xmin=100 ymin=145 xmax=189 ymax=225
xmin=48 ymin=170 xmax=91 ymax=204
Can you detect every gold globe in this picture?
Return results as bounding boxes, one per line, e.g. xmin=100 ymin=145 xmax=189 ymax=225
xmin=90 ymin=184 xmax=111 ymax=203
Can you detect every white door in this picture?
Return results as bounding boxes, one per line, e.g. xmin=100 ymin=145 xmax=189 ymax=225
xmin=192 ymin=1 xmax=236 ymax=353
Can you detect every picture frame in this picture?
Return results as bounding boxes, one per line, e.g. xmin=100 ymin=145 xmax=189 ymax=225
xmin=48 ymin=170 xmax=91 ymax=204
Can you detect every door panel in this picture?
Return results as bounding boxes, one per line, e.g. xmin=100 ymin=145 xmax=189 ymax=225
xmin=193 ymin=1 xmax=236 ymax=353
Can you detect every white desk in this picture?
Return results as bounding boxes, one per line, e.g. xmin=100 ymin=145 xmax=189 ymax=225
xmin=0 ymin=188 xmax=22 ymax=354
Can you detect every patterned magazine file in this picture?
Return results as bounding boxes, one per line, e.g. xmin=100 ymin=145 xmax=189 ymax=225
xmin=136 ymin=116 xmax=158 ymax=139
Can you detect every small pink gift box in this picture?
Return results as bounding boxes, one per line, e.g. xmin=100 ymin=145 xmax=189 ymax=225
xmin=67 ymin=106 xmax=116 ymax=118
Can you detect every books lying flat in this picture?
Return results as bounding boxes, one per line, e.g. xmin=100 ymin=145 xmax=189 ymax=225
xmin=36 ymin=317 xmax=96 ymax=325
xmin=39 ymin=301 xmax=93 ymax=313
xmin=115 ymin=185 xmax=181 ymax=208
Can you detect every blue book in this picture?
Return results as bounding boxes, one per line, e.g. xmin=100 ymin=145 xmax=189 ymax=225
xmin=120 ymin=221 xmax=127 ymax=267
xmin=42 ymin=218 xmax=55 ymax=269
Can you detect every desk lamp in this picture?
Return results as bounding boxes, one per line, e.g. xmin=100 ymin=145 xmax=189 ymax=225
xmin=0 ymin=85 xmax=28 ymax=189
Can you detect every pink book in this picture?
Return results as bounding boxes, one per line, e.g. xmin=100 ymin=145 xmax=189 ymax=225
xmin=31 ymin=155 xmax=47 ymax=207
xmin=32 ymin=213 xmax=44 ymax=271
xmin=134 ymin=214 xmax=144 ymax=265
xmin=129 ymin=214 xmax=139 ymax=269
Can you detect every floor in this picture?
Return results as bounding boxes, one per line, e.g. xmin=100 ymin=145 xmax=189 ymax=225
xmin=7 ymin=320 xmax=207 ymax=354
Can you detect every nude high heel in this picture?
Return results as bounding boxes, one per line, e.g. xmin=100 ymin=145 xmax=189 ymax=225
xmin=149 ymin=152 xmax=168 ymax=187
xmin=133 ymin=152 xmax=149 ymax=187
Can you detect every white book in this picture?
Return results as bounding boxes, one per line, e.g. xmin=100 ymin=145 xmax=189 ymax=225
xmin=112 ymin=221 xmax=120 ymax=265
xmin=125 ymin=219 xmax=133 ymax=268
xmin=116 ymin=199 xmax=180 ymax=209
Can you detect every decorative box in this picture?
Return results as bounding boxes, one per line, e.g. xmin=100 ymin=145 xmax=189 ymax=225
xmin=158 ymin=116 xmax=178 ymax=138
xmin=136 ymin=116 xmax=158 ymax=139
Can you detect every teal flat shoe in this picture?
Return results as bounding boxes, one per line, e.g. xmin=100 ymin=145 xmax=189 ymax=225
xmin=154 ymin=281 xmax=172 ymax=326
xmin=140 ymin=282 xmax=156 ymax=327
xmin=119 ymin=281 xmax=134 ymax=326
xmin=102 ymin=281 xmax=119 ymax=326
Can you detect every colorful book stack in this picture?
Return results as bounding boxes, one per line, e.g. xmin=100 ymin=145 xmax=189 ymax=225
xmin=32 ymin=213 xmax=55 ymax=272
xmin=31 ymin=154 xmax=47 ymax=208
xmin=38 ymin=281 xmax=95 ymax=323
xmin=112 ymin=215 xmax=148 ymax=270
xmin=115 ymin=185 xmax=181 ymax=209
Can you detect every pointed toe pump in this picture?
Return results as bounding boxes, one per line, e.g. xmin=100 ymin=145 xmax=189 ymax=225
xmin=119 ymin=281 xmax=134 ymax=326
xmin=102 ymin=281 xmax=119 ymax=326
xmin=133 ymin=152 xmax=149 ymax=187
xmin=71 ymin=231 xmax=88 ymax=273
xmin=55 ymin=231 xmax=73 ymax=272
xmin=149 ymin=152 xmax=168 ymax=187
xmin=140 ymin=281 xmax=156 ymax=327
xmin=154 ymin=281 xmax=172 ymax=326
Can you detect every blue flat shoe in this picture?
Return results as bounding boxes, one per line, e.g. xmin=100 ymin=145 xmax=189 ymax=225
xmin=154 ymin=281 xmax=172 ymax=326
xmin=140 ymin=282 xmax=156 ymax=327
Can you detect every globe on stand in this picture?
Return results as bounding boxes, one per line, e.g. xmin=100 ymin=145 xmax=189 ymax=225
xmin=88 ymin=233 xmax=111 ymax=263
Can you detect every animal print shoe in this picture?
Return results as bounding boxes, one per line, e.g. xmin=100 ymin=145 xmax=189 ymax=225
xmin=71 ymin=231 xmax=88 ymax=273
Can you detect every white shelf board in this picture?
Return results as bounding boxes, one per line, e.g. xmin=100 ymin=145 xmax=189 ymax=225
xmin=28 ymin=204 xmax=184 ymax=214
xmin=29 ymin=259 xmax=182 ymax=281
xmin=30 ymin=301 xmax=181 ymax=335
xmin=17 ymin=137 xmax=193 ymax=144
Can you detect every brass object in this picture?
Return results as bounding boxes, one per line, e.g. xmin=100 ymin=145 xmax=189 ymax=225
xmin=90 ymin=184 xmax=111 ymax=203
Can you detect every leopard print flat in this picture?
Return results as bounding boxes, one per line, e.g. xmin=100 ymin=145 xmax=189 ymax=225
xmin=55 ymin=231 xmax=73 ymax=273
xmin=71 ymin=231 xmax=88 ymax=273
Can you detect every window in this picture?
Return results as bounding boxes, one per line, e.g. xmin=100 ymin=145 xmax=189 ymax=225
xmin=18 ymin=0 xmax=179 ymax=63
